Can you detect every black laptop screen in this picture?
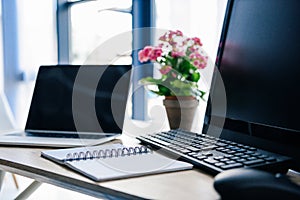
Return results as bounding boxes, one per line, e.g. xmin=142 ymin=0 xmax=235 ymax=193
xmin=25 ymin=65 xmax=131 ymax=134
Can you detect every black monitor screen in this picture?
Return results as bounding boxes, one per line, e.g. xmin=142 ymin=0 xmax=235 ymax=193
xmin=25 ymin=65 xmax=131 ymax=134
xmin=217 ymin=0 xmax=300 ymax=131
xmin=208 ymin=0 xmax=300 ymax=168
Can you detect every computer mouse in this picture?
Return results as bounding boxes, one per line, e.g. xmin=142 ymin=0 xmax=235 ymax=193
xmin=213 ymin=168 xmax=300 ymax=200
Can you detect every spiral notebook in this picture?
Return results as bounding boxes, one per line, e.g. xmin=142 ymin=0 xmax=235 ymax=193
xmin=41 ymin=144 xmax=193 ymax=181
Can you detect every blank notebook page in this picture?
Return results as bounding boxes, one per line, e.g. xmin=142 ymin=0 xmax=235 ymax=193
xmin=42 ymin=144 xmax=193 ymax=181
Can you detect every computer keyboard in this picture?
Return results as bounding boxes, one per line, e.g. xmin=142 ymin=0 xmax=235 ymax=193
xmin=137 ymin=129 xmax=291 ymax=174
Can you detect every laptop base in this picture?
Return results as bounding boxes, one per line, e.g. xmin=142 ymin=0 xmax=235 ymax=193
xmin=0 ymin=131 xmax=120 ymax=147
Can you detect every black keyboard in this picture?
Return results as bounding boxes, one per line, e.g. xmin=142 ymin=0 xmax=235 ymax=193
xmin=137 ymin=129 xmax=291 ymax=174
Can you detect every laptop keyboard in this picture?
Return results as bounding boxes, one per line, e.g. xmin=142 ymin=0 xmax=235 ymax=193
xmin=137 ymin=129 xmax=291 ymax=174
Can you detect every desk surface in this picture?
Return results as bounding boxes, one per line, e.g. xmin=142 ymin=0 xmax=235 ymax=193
xmin=0 ymin=138 xmax=219 ymax=200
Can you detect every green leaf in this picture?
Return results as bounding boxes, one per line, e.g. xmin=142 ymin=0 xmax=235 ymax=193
xmin=190 ymin=72 xmax=200 ymax=82
xmin=139 ymin=77 xmax=162 ymax=85
xmin=158 ymin=85 xmax=171 ymax=96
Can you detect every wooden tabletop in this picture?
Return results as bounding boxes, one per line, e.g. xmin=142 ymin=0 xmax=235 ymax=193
xmin=0 ymin=137 xmax=219 ymax=200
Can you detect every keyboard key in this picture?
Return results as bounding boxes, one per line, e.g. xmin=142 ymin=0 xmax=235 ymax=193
xmin=202 ymin=152 xmax=213 ymax=156
xmin=247 ymin=157 xmax=257 ymax=161
xmin=236 ymin=149 xmax=246 ymax=153
xmin=196 ymin=156 xmax=207 ymax=160
xmin=214 ymin=156 xmax=224 ymax=160
xmin=220 ymin=158 xmax=230 ymax=162
xmin=222 ymin=149 xmax=232 ymax=153
xmin=243 ymin=159 xmax=265 ymax=166
xmin=237 ymin=158 xmax=247 ymax=162
xmin=227 ymin=151 xmax=236 ymax=154
xmin=179 ymin=149 xmax=191 ymax=154
xmin=227 ymin=145 xmax=235 ymax=149
xmin=188 ymin=152 xmax=198 ymax=156
xmin=201 ymin=145 xmax=217 ymax=151
xmin=216 ymin=147 xmax=225 ymax=151
xmin=234 ymin=153 xmax=244 ymax=156
xmin=264 ymin=157 xmax=276 ymax=162
xmin=241 ymin=155 xmax=250 ymax=158
xmin=215 ymin=162 xmax=226 ymax=167
xmin=216 ymin=142 xmax=227 ymax=147
xmin=226 ymin=160 xmax=236 ymax=164
xmin=193 ymin=144 xmax=203 ymax=148
xmin=204 ymin=158 xmax=219 ymax=164
xmin=186 ymin=146 xmax=201 ymax=152
xmin=258 ymin=155 xmax=268 ymax=159
xmin=230 ymin=147 xmax=240 ymax=151
xmin=221 ymin=163 xmax=243 ymax=170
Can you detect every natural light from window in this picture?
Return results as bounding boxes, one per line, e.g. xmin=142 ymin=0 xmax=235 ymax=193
xmin=70 ymin=0 xmax=132 ymax=65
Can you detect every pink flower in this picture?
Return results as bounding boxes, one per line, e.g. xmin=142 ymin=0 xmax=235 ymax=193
xmin=159 ymin=65 xmax=172 ymax=75
xmin=139 ymin=46 xmax=162 ymax=62
xmin=192 ymin=37 xmax=203 ymax=46
xmin=198 ymin=62 xmax=206 ymax=69
xmin=138 ymin=51 xmax=149 ymax=63
xmin=189 ymin=46 xmax=200 ymax=52
xmin=159 ymin=33 xmax=167 ymax=41
xmin=138 ymin=46 xmax=153 ymax=63
xmin=149 ymin=47 xmax=162 ymax=61
xmin=168 ymin=31 xmax=175 ymax=39
xmin=171 ymin=51 xmax=185 ymax=57
xmin=189 ymin=52 xmax=201 ymax=59
xmin=192 ymin=56 xmax=208 ymax=69
xmin=193 ymin=60 xmax=201 ymax=67
xmin=169 ymin=41 xmax=177 ymax=47
xmin=175 ymin=30 xmax=183 ymax=36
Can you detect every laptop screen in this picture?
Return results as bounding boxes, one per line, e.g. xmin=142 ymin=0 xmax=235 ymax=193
xmin=25 ymin=65 xmax=131 ymax=134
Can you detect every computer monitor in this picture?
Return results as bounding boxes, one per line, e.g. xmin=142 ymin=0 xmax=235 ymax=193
xmin=205 ymin=0 xmax=300 ymax=170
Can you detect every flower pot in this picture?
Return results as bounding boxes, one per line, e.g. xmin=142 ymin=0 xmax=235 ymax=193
xmin=163 ymin=96 xmax=199 ymax=131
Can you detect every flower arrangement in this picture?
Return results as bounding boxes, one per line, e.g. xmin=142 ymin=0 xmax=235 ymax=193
xmin=138 ymin=30 xmax=208 ymax=100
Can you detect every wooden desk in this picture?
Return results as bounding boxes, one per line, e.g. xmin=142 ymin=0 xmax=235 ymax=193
xmin=0 ymin=138 xmax=219 ymax=200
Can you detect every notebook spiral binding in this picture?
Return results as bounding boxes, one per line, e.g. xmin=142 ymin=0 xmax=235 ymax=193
xmin=65 ymin=146 xmax=152 ymax=161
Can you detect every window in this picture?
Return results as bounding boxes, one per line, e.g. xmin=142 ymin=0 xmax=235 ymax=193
xmin=2 ymin=0 xmax=57 ymax=126
xmin=17 ymin=0 xmax=57 ymax=77
xmin=69 ymin=0 xmax=132 ymax=64
xmin=1 ymin=0 xmax=227 ymax=128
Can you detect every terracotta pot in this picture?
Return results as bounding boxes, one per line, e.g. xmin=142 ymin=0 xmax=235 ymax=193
xmin=163 ymin=96 xmax=199 ymax=131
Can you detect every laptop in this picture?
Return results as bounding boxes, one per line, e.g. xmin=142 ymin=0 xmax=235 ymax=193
xmin=0 ymin=65 xmax=132 ymax=147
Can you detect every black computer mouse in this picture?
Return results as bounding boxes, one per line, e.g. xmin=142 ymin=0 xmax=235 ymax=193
xmin=213 ymin=168 xmax=300 ymax=200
